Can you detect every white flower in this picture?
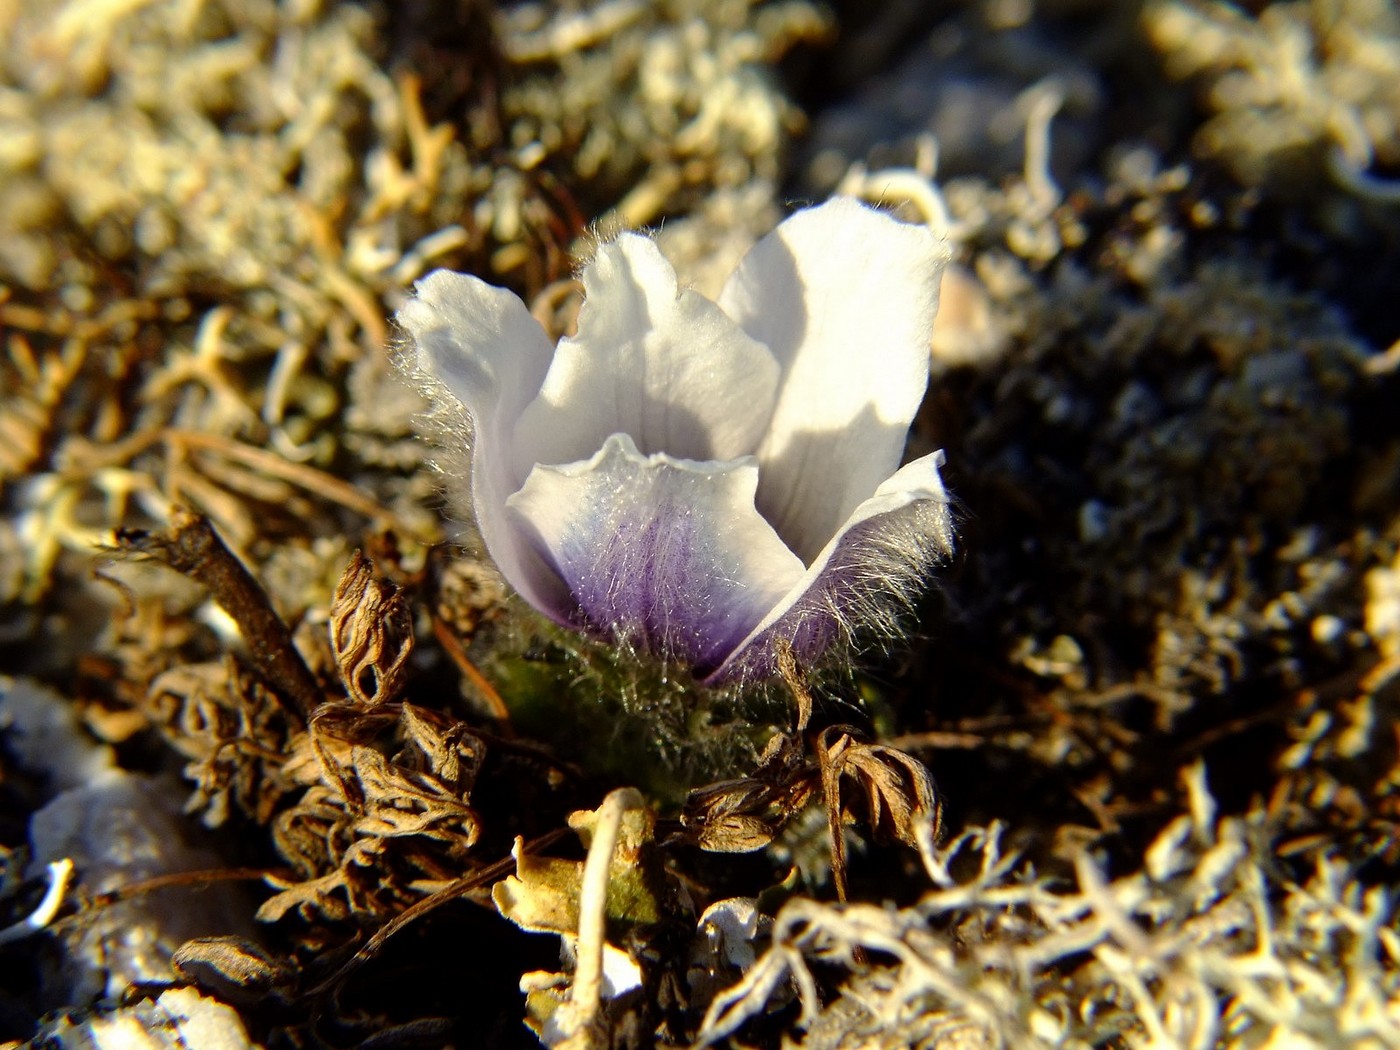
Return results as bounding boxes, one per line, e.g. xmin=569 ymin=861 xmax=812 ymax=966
xmin=397 ymin=198 xmax=954 ymax=683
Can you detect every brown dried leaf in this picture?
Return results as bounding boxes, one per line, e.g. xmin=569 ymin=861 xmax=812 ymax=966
xmin=776 ymin=638 xmax=813 ymax=732
xmin=684 ymin=777 xmax=777 ymax=824
xmin=257 ymin=867 xmax=359 ymax=924
xmin=692 ymin=815 xmax=783 ymax=854
xmin=396 ymin=703 xmax=484 ymax=795
xmin=145 ymin=659 xmax=296 ymax=826
xmin=816 ymin=728 xmax=944 ymax=899
xmin=840 ymin=743 xmax=943 ymax=850
xmin=330 ymin=550 xmax=414 ymax=706
xmin=260 ymin=702 xmax=489 ymax=925
xmin=680 ymin=732 xmax=815 ymax=854
xmin=817 ymin=726 xmax=855 ymax=902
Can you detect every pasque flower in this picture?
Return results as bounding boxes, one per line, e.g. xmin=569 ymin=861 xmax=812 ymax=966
xmin=398 ymin=198 xmax=954 ymax=684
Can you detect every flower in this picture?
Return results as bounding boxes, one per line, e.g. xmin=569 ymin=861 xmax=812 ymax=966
xmin=397 ymin=198 xmax=954 ymax=684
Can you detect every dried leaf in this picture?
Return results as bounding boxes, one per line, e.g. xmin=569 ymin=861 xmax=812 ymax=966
xmin=145 ymin=659 xmax=296 ymax=826
xmin=330 ymin=550 xmax=414 ymax=706
xmin=840 ymin=743 xmax=943 ymax=850
xmin=680 ymin=732 xmax=815 ymax=854
xmin=776 ymin=638 xmax=812 ymax=732
xmin=396 ymin=703 xmax=484 ymax=793
xmin=692 ymin=815 xmax=783 ymax=853
xmin=259 ymin=702 xmax=488 ymax=925
xmin=817 ymin=726 xmax=855 ymax=902
xmin=257 ymin=867 xmax=358 ymax=923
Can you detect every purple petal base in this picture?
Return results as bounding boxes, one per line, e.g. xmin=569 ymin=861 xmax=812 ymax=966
xmin=506 ymin=435 xmax=805 ymax=675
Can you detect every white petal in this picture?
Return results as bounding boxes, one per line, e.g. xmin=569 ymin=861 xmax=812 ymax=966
xmin=718 ymin=198 xmax=951 ymax=562
xmin=396 ymin=270 xmax=571 ymax=618
xmin=511 ymin=234 xmax=780 ymax=476
xmin=505 ymin=434 xmax=805 ymax=674
xmin=706 ymin=451 xmax=953 ymax=685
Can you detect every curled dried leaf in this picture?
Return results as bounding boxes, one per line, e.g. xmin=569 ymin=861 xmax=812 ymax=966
xmin=330 ymin=550 xmax=414 ymax=706
xmin=260 ymin=702 xmax=487 ymax=924
xmin=839 ymin=742 xmax=943 ymax=850
xmin=681 ymin=732 xmax=815 ymax=854
xmin=145 ymin=659 xmax=295 ymax=827
xmin=776 ymin=638 xmax=812 ymax=732
xmin=820 ymin=727 xmax=943 ymax=849
xmin=691 ymin=814 xmax=785 ymax=854
xmin=817 ymin=726 xmax=855 ymax=902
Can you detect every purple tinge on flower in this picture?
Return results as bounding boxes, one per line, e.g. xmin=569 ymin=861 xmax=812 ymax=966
xmin=397 ymin=198 xmax=955 ymax=684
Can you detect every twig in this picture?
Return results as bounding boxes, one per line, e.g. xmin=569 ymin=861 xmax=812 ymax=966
xmin=432 ymin=616 xmax=513 ymax=727
xmin=115 ymin=507 xmax=321 ymax=718
xmin=305 ymin=828 xmax=568 ymax=998
xmin=82 ymin=867 xmax=281 ymax=911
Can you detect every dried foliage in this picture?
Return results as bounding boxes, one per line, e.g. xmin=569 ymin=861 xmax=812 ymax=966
xmin=680 ymin=651 xmax=943 ymax=906
xmin=261 ymin=699 xmax=486 ymax=925
xmin=328 ymin=549 xmax=414 ymax=707
xmin=682 ymin=730 xmax=815 ymax=854
xmin=145 ymin=659 xmax=297 ymax=828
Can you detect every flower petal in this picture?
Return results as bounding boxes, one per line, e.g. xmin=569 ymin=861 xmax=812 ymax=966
xmin=505 ymin=434 xmax=806 ymax=674
xmin=718 ymin=198 xmax=951 ymax=562
xmin=704 ymin=451 xmax=953 ymax=685
xmin=512 ymin=234 xmax=780 ymax=476
xmin=396 ymin=270 xmax=572 ymax=618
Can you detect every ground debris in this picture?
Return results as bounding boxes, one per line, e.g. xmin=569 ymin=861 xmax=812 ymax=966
xmin=697 ymin=768 xmax=1400 ymax=1049
xmin=260 ymin=699 xmax=486 ymax=925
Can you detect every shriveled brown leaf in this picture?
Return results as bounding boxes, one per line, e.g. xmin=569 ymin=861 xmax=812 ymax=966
xmin=816 ymin=726 xmax=856 ymax=902
xmin=839 ymin=742 xmax=943 ymax=850
xmin=397 ymin=703 xmax=484 ymax=792
xmin=681 ymin=732 xmax=815 ymax=854
xmin=681 ymin=691 xmax=943 ymax=910
xmin=173 ymin=935 xmax=298 ymax=1005
xmin=145 ymin=658 xmax=297 ymax=826
xmin=690 ymin=814 xmax=785 ymax=854
xmin=776 ymin=638 xmax=813 ymax=733
xmin=329 ymin=550 xmax=414 ymax=706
